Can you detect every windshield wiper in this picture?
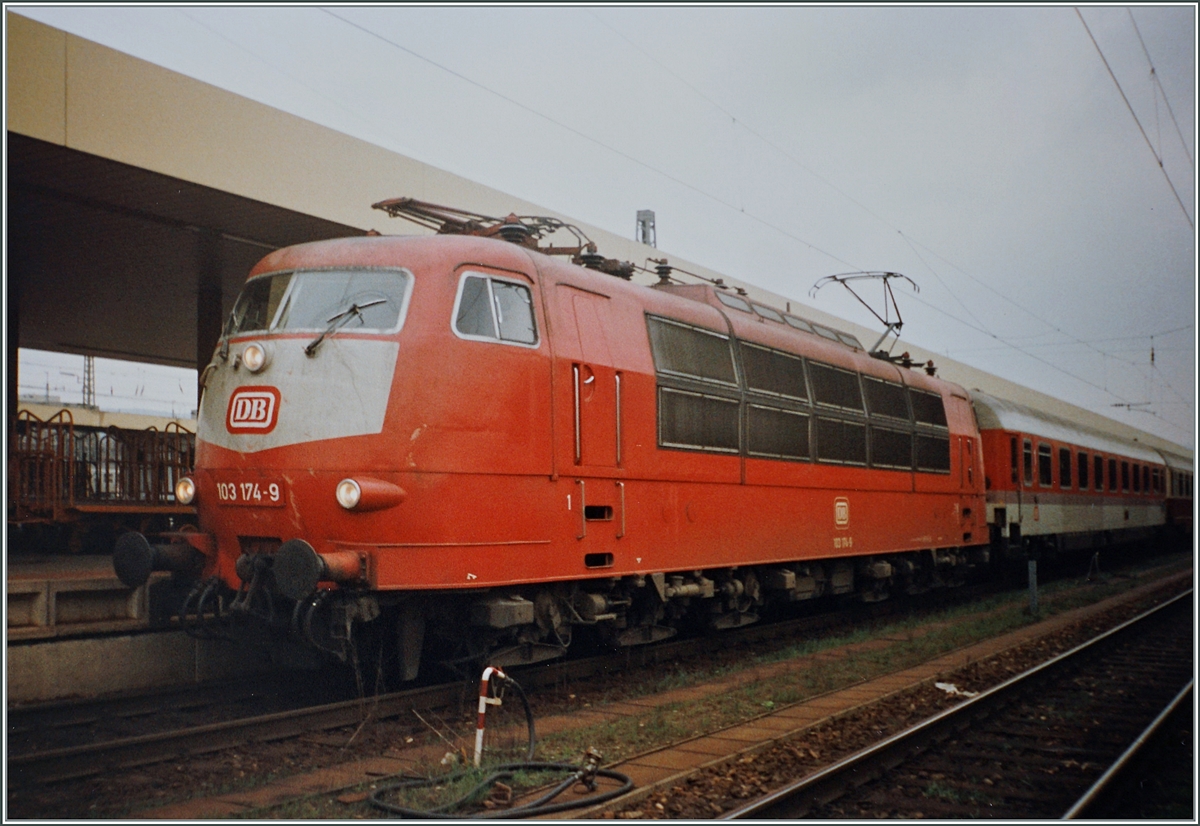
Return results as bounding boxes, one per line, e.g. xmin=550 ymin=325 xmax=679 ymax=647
xmin=305 ymin=298 xmax=387 ymax=357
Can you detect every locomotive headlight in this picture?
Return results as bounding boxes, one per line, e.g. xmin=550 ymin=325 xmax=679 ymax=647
xmin=336 ymin=478 xmax=362 ymax=510
xmin=241 ymin=341 xmax=269 ymax=373
xmin=175 ymin=476 xmax=196 ymax=505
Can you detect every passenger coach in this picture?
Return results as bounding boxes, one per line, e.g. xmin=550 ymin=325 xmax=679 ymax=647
xmin=973 ymin=391 xmax=1173 ymax=557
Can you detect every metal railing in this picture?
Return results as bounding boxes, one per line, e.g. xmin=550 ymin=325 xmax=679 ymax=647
xmin=9 ymin=409 xmax=196 ymax=521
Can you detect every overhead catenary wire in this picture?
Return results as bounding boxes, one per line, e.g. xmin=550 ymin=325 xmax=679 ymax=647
xmin=321 ymin=8 xmax=862 ymax=273
xmin=900 ymin=291 xmax=1194 ymax=439
xmin=589 ymin=10 xmax=1192 ymax=431
xmin=1075 ymin=7 xmax=1194 ymax=229
xmin=1127 ymin=8 xmax=1194 ymax=170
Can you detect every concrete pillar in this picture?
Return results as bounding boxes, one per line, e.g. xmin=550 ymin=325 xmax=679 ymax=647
xmin=196 ymin=229 xmax=223 ymax=401
xmin=7 ymin=268 xmax=19 ymax=423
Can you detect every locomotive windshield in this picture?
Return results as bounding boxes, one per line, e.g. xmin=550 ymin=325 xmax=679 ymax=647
xmin=224 ymin=269 xmax=410 ymax=337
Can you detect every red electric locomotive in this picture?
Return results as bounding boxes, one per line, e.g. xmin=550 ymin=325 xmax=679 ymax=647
xmin=113 ymin=201 xmax=1183 ymax=681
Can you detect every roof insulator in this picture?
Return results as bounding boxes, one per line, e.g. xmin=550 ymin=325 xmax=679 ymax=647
xmin=496 ymin=219 xmax=532 ymax=245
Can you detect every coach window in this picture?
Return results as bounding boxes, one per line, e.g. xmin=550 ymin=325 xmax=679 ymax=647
xmin=812 ymin=324 xmax=842 ymax=342
xmin=1023 ymin=439 xmax=1033 ymax=486
xmin=1121 ymin=461 xmax=1130 ymax=492
xmin=1059 ymin=447 xmax=1072 ymax=489
xmin=1143 ymin=465 xmax=1150 ymax=493
xmin=741 ymin=342 xmax=812 ymax=462
xmin=751 ymin=303 xmax=785 ymax=323
xmin=748 ymin=405 xmax=810 ymax=460
xmin=1078 ymin=451 xmax=1089 ymax=490
xmin=453 ymin=273 xmax=538 ymax=346
xmin=647 ymin=317 xmax=738 ymax=386
xmin=863 ymin=376 xmax=913 ymax=471
xmin=741 ymin=343 xmax=807 ymax=400
xmin=1093 ymin=455 xmax=1103 ymax=491
xmin=715 ymin=292 xmax=753 ymax=313
xmin=783 ymin=315 xmax=816 ymax=334
xmin=1132 ymin=464 xmax=1141 ymax=493
xmin=864 ymin=377 xmax=910 ymax=421
xmin=870 ymin=426 xmax=913 ymax=469
xmin=810 ymin=362 xmax=863 ymax=411
xmin=816 ymin=417 xmax=867 ymax=466
xmin=1010 ymin=438 xmax=1019 ymax=485
xmin=810 ymin=362 xmax=868 ymax=466
xmin=659 ymin=389 xmax=741 ymax=453
xmin=647 ymin=316 xmax=740 ymax=453
xmin=910 ymin=389 xmax=948 ymax=428
xmin=1037 ymin=443 xmax=1053 ymax=487
xmin=1109 ymin=458 xmax=1118 ymax=492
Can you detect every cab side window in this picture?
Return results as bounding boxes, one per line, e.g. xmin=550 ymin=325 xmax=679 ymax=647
xmin=454 ymin=274 xmax=538 ymax=346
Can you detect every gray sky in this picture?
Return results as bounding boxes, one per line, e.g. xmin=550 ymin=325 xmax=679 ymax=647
xmin=12 ymin=5 xmax=1197 ymax=447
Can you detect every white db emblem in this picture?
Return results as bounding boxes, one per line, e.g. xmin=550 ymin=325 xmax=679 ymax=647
xmin=226 ymin=386 xmax=280 ymax=433
xmin=834 ymin=497 xmax=850 ymax=528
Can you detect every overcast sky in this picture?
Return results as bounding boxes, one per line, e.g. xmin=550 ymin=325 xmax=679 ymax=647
xmin=12 ymin=5 xmax=1197 ymax=448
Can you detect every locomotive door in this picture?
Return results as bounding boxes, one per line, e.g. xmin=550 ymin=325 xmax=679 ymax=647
xmin=960 ymin=435 xmax=976 ymax=538
xmin=555 ymin=285 xmax=620 ymax=469
xmin=550 ymin=283 xmax=625 ymax=549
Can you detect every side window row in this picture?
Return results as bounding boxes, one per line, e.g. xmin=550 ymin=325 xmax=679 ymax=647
xmin=714 ymin=291 xmax=864 ymax=349
xmin=648 ymin=315 xmax=950 ymax=472
xmin=1172 ymin=471 xmax=1193 ymax=498
xmin=1013 ymin=435 xmax=1166 ymax=494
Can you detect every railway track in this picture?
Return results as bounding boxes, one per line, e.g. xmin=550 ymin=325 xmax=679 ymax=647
xmin=4 ymin=557 xmax=1164 ymax=789
xmin=5 ymin=595 xmax=877 ymax=786
xmin=723 ymin=589 xmax=1193 ymax=819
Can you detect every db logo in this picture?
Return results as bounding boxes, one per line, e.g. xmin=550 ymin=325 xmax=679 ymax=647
xmin=834 ymin=496 xmax=850 ymax=529
xmin=226 ymin=386 xmax=280 ymax=434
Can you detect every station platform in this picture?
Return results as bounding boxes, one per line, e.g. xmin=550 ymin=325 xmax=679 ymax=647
xmin=7 ymin=555 xmax=275 ymax=704
xmin=7 ymin=554 xmax=152 ymax=642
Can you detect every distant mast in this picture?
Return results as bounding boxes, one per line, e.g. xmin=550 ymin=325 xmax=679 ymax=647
xmin=636 ymin=210 xmax=656 ymax=247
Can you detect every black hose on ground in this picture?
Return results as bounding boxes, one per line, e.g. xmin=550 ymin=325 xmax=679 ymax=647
xmin=368 ymin=672 xmax=633 ymax=818
xmin=499 ymin=672 xmax=537 ymax=762
xmin=368 ymin=761 xmax=634 ymax=819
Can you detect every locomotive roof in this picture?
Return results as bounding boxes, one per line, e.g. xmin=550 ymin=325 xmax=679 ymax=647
xmin=246 ymin=233 xmax=540 ymax=279
xmin=971 ymin=390 xmax=1164 ymax=464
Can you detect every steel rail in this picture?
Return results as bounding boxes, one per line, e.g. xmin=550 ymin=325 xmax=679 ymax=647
xmin=1062 ymin=679 xmax=1194 ymax=819
xmin=721 ymin=588 xmax=1192 ymax=819
xmin=7 ymin=681 xmax=466 ymax=786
